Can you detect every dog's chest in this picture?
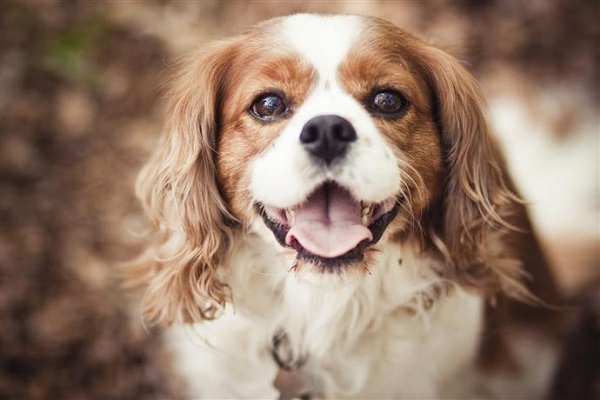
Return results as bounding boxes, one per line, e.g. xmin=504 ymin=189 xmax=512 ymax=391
xmin=231 ymin=237 xmax=486 ymax=397
xmin=274 ymin=282 xmax=485 ymax=398
xmin=167 ymin=237 xmax=486 ymax=398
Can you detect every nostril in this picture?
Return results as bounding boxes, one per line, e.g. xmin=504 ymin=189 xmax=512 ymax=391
xmin=300 ymin=125 xmax=320 ymax=144
xmin=332 ymin=124 xmax=343 ymax=140
xmin=332 ymin=122 xmax=357 ymax=142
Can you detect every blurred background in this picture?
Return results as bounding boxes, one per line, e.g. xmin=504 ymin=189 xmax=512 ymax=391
xmin=1 ymin=1 xmax=598 ymax=398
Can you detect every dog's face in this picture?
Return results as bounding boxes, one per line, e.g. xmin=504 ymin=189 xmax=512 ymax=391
xmin=217 ymin=15 xmax=444 ymax=272
xmin=135 ymin=14 xmax=518 ymax=322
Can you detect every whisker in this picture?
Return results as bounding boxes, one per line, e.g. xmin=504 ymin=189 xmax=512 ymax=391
xmin=397 ymin=159 xmax=427 ymax=237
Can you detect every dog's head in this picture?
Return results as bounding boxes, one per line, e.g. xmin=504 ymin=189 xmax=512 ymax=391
xmin=133 ymin=14 xmax=522 ymax=323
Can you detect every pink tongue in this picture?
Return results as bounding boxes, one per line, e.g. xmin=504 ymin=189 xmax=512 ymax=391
xmin=285 ymin=184 xmax=373 ymax=258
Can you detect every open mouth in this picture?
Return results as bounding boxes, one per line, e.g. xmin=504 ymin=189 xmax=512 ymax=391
xmin=256 ymin=181 xmax=401 ymax=270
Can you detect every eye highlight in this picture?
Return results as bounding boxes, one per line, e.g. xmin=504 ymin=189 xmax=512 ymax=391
xmin=368 ymin=89 xmax=409 ymax=118
xmin=249 ymin=93 xmax=290 ymax=121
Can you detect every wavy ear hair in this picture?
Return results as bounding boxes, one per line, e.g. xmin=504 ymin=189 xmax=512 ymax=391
xmin=129 ymin=40 xmax=240 ymax=324
xmin=416 ymin=46 xmax=531 ymax=300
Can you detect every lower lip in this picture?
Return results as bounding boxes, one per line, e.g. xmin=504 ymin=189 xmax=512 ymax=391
xmin=257 ymin=196 xmax=402 ymax=270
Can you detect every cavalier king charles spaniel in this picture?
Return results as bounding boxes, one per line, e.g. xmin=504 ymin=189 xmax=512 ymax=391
xmin=130 ymin=14 xmax=564 ymax=399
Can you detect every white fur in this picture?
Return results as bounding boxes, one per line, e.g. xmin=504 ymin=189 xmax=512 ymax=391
xmin=281 ymin=14 xmax=363 ymax=83
xmin=168 ymin=232 xmax=486 ymax=398
xmin=167 ymin=231 xmax=558 ymax=398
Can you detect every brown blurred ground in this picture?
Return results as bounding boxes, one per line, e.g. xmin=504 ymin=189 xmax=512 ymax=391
xmin=0 ymin=1 xmax=598 ymax=399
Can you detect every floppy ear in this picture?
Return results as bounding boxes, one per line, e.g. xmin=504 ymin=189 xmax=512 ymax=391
xmin=128 ymin=40 xmax=239 ymax=324
xmin=417 ymin=46 xmax=532 ymax=300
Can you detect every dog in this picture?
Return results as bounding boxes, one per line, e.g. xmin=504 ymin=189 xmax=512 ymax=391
xmin=129 ymin=14 xmax=565 ymax=399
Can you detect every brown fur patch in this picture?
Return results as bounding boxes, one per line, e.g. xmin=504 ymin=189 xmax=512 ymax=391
xmin=217 ymin=52 xmax=315 ymax=220
xmin=338 ymin=39 xmax=444 ymax=238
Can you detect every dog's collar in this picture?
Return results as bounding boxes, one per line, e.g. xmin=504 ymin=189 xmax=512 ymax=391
xmin=395 ymin=282 xmax=454 ymax=316
xmin=271 ymin=284 xmax=454 ymax=371
xmin=271 ymin=330 xmax=305 ymax=371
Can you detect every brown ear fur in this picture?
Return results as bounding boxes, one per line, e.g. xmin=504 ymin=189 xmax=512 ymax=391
xmin=416 ymin=46 xmax=534 ymax=300
xmin=410 ymin=41 xmax=566 ymax=374
xmin=128 ymin=40 xmax=240 ymax=325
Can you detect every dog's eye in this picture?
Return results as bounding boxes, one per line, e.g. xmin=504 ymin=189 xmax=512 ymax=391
xmin=250 ymin=93 xmax=289 ymax=121
xmin=369 ymin=90 xmax=408 ymax=117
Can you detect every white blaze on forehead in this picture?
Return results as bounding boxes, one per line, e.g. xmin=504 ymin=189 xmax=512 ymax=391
xmin=280 ymin=14 xmax=364 ymax=83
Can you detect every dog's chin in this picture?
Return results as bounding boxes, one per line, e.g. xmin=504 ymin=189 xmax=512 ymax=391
xmin=256 ymin=181 xmax=401 ymax=274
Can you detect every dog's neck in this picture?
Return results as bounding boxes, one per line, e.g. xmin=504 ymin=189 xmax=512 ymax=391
xmin=225 ymin=230 xmax=458 ymax=361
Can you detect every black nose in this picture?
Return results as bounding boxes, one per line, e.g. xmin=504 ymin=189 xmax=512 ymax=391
xmin=299 ymin=115 xmax=357 ymax=164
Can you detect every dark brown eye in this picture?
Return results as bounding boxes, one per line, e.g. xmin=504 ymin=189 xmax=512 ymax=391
xmin=250 ymin=93 xmax=289 ymax=121
xmin=370 ymin=90 xmax=408 ymax=117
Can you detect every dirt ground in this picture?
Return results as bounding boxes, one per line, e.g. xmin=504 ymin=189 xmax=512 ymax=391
xmin=1 ymin=1 xmax=598 ymax=399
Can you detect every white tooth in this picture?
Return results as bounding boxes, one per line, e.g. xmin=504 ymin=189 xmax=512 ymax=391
xmin=286 ymin=208 xmax=296 ymax=224
xmin=361 ymin=203 xmax=372 ymax=225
